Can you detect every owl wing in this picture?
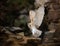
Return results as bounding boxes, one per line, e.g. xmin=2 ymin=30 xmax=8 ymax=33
xmin=29 ymin=6 xmax=45 ymax=28
xmin=34 ymin=6 xmax=45 ymax=28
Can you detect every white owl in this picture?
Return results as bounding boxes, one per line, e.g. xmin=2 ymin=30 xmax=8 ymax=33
xmin=28 ymin=6 xmax=45 ymax=37
xmin=28 ymin=0 xmax=50 ymax=37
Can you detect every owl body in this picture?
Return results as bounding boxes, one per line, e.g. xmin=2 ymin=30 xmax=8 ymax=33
xmin=28 ymin=0 xmax=49 ymax=37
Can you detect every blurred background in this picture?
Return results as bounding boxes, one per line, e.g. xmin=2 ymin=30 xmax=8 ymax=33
xmin=0 ymin=0 xmax=60 ymax=46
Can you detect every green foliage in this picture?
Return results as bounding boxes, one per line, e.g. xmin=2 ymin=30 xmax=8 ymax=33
xmin=14 ymin=15 xmax=27 ymax=27
xmin=0 ymin=0 xmax=34 ymax=26
xmin=8 ymin=0 xmax=34 ymax=9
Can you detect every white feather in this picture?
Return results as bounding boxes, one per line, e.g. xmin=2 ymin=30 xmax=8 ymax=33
xmin=31 ymin=26 xmax=42 ymax=37
xmin=34 ymin=6 xmax=45 ymax=27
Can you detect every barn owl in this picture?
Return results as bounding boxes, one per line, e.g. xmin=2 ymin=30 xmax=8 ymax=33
xmin=28 ymin=0 xmax=49 ymax=37
xmin=28 ymin=6 xmax=45 ymax=37
xmin=28 ymin=10 xmax=42 ymax=37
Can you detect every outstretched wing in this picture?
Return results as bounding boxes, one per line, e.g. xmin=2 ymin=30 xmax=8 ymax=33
xmin=34 ymin=6 xmax=45 ymax=28
xmin=29 ymin=6 xmax=45 ymax=28
xmin=28 ymin=7 xmax=44 ymax=37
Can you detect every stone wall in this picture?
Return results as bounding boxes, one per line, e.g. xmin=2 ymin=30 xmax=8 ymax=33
xmin=45 ymin=0 xmax=60 ymax=46
xmin=47 ymin=0 xmax=60 ymax=23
